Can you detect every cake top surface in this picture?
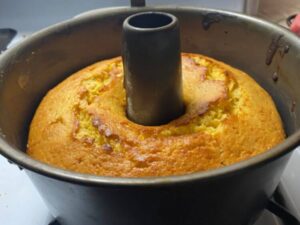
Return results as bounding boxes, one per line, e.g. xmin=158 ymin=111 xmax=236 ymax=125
xmin=27 ymin=53 xmax=285 ymax=177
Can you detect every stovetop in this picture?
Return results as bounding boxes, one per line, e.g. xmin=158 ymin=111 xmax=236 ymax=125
xmin=1 ymin=1 xmax=300 ymax=225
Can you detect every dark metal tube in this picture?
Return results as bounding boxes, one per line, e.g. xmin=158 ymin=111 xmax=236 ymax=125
xmin=122 ymin=12 xmax=184 ymax=125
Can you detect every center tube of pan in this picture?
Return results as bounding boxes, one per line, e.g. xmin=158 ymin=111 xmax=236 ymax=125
xmin=122 ymin=12 xmax=185 ymax=126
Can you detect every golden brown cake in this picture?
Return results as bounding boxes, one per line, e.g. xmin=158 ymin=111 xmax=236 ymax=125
xmin=27 ymin=53 xmax=285 ymax=177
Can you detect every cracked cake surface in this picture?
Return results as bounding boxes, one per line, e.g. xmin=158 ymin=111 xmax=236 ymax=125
xmin=27 ymin=53 xmax=285 ymax=177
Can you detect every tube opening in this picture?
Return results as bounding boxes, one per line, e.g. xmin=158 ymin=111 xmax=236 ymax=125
xmin=128 ymin=13 xmax=173 ymax=29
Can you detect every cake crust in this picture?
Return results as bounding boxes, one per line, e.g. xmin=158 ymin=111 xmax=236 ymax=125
xmin=27 ymin=53 xmax=285 ymax=177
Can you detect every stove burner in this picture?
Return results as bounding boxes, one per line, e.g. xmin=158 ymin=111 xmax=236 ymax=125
xmin=267 ymin=200 xmax=300 ymax=225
